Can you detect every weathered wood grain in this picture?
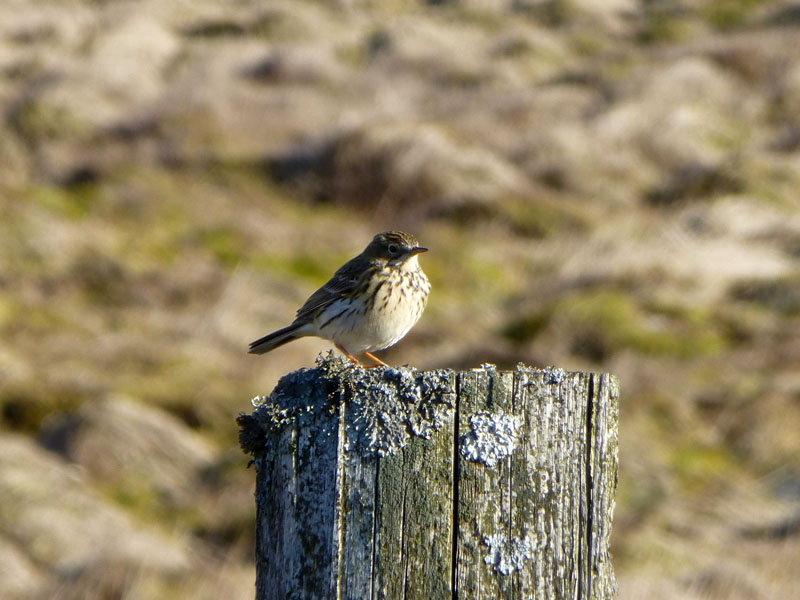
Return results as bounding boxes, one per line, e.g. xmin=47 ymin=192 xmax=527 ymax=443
xmin=239 ymin=356 xmax=618 ymax=600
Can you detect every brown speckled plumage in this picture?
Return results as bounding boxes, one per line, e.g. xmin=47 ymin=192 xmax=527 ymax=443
xmin=248 ymin=231 xmax=430 ymax=366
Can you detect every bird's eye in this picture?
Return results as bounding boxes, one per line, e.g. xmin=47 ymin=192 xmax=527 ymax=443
xmin=388 ymin=244 xmax=399 ymax=254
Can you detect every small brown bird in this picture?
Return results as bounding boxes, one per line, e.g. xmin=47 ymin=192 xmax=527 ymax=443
xmin=248 ymin=231 xmax=430 ymax=366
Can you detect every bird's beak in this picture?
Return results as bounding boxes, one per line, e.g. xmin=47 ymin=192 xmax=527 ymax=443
xmin=410 ymin=246 xmax=428 ymax=255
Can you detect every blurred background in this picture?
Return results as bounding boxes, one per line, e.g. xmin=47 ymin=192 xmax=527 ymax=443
xmin=2 ymin=0 xmax=800 ymax=598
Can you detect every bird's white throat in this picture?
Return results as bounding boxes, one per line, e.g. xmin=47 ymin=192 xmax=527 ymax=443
xmin=401 ymin=254 xmax=421 ymax=272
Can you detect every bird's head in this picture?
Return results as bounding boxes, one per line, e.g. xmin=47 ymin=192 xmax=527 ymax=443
xmin=364 ymin=231 xmax=428 ymax=267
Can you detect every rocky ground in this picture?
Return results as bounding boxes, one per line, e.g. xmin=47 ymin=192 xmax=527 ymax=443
xmin=2 ymin=0 xmax=800 ymax=598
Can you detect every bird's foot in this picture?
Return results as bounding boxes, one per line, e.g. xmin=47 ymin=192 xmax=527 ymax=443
xmin=335 ymin=345 xmax=390 ymax=368
xmin=363 ymin=351 xmax=390 ymax=368
xmin=336 ymin=344 xmax=365 ymax=367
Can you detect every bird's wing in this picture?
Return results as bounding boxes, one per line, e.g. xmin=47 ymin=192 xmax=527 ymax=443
xmin=294 ymin=255 xmax=371 ymax=322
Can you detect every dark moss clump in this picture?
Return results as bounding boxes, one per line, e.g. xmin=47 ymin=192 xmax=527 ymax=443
xmin=729 ymin=276 xmax=800 ymax=316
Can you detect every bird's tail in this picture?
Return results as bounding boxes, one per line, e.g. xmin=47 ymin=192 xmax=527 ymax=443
xmin=248 ymin=322 xmax=307 ymax=355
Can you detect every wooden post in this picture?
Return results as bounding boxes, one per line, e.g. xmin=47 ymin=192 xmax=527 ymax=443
xmin=238 ymin=355 xmax=619 ymax=600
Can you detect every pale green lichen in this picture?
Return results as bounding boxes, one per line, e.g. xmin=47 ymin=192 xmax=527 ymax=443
xmin=515 ymin=363 xmax=567 ymax=384
xmin=334 ymin=357 xmax=456 ymax=456
xmin=239 ymin=352 xmax=456 ymax=458
xmin=483 ymin=531 xmax=537 ymax=575
xmin=460 ymin=411 xmax=522 ymax=468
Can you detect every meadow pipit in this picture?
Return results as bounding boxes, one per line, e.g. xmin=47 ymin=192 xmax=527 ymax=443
xmin=248 ymin=231 xmax=430 ymax=366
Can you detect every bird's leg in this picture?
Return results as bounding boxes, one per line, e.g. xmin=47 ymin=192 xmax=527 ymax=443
xmin=335 ymin=343 xmax=364 ymax=367
xmin=363 ymin=351 xmax=390 ymax=368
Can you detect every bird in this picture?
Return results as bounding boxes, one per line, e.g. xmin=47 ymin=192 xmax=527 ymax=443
xmin=248 ymin=231 xmax=430 ymax=367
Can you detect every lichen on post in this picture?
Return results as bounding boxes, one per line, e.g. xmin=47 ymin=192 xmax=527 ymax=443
xmin=238 ymin=354 xmax=619 ymax=600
